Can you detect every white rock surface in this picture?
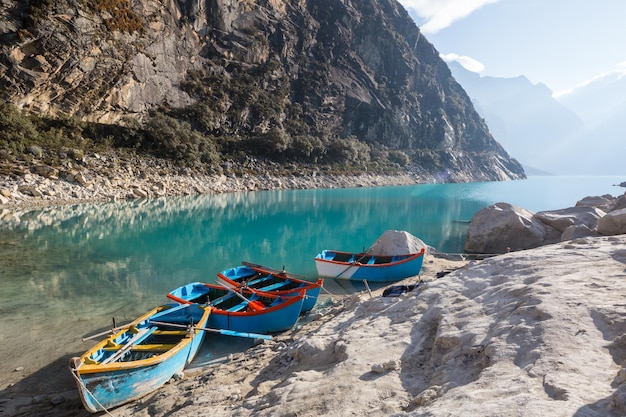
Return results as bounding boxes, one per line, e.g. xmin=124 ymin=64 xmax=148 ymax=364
xmin=369 ymin=229 xmax=427 ymax=255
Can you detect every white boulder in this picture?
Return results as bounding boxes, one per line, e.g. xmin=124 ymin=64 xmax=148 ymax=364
xmin=464 ymin=202 xmax=560 ymax=254
xmin=368 ymin=229 xmax=427 ymax=255
xmin=597 ymin=208 xmax=626 ymax=236
xmin=535 ymin=206 xmax=605 ymax=232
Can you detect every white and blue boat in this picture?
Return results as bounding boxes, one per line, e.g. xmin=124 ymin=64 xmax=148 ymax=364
xmin=314 ymin=248 xmax=426 ymax=282
xmin=69 ymin=303 xmax=210 ymax=413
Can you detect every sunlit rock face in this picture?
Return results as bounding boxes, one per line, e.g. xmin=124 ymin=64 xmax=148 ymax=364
xmin=0 ymin=0 xmax=525 ymax=181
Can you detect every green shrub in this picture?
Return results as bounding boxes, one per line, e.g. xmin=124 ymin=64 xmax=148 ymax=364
xmin=143 ymin=112 xmax=220 ymax=167
xmin=388 ymin=150 xmax=410 ymax=166
xmin=288 ymin=134 xmax=325 ymax=162
xmin=253 ymin=127 xmax=292 ymax=155
xmin=325 ymin=136 xmax=371 ymax=165
xmin=0 ymin=103 xmax=40 ymax=154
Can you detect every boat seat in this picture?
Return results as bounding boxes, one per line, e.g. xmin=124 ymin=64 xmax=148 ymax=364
xmin=131 ymin=344 xmax=176 ymax=352
xmin=153 ymin=329 xmax=189 ymax=336
xmin=366 ymin=257 xmax=375 ymax=264
xmin=227 ymin=301 xmax=249 ymax=312
xmin=101 ymin=326 xmax=158 ymax=365
xmin=259 ymin=282 xmax=286 ymax=291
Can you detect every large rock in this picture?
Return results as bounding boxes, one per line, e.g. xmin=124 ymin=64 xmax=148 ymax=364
xmin=561 ymin=224 xmax=598 ymax=241
xmin=535 ymin=206 xmax=605 ymax=232
xmin=369 ymin=230 xmax=427 ymax=255
xmin=464 ymin=202 xmax=560 ymax=254
xmin=576 ymin=194 xmax=616 ymax=212
xmin=614 ymin=194 xmax=626 ymax=211
xmin=597 ymin=208 xmax=626 ymax=235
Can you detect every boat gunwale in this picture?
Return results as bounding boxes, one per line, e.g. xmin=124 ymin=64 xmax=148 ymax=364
xmin=314 ymin=248 xmax=425 ymax=268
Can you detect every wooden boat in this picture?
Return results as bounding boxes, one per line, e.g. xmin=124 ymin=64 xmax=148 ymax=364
xmin=167 ymin=282 xmax=305 ymax=334
xmin=314 ymin=247 xmax=426 ymax=282
xmin=217 ymin=261 xmax=322 ymax=313
xmin=69 ymin=303 xmax=210 ymax=413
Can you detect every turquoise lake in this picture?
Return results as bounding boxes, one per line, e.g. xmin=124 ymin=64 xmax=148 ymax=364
xmin=0 ymin=175 xmax=624 ymax=389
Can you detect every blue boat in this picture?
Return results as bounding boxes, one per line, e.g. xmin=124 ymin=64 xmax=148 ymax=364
xmin=167 ymin=282 xmax=305 ymax=334
xmin=314 ymin=248 xmax=426 ymax=282
xmin=218 ymin=262 xmax=322 ymax=313
xmin=69 ymin=303 xmax=210 ymax=413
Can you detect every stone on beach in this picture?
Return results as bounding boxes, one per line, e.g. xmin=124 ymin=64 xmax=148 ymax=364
xmin=368 ymin=229 xmax=427 ymax=255
xmin=464 ymin=202 xmax=560 ymax=254
xmin=597 ymin=208 xmax=626 ymax=235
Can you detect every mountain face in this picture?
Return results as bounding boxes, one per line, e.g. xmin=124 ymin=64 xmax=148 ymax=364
xmin=0 ymin=0 xmax=525 ymax=182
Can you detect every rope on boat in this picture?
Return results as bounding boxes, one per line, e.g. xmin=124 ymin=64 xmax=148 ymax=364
xmin=319 ymin=282 xmax=337 ymax=297
xmin=362 ymin=280 xmax=373 ymax=298
xmin=69 ymin=369 xmax=114 ymax=416
xmin=433 ymin=252 xmax=503 ymax=261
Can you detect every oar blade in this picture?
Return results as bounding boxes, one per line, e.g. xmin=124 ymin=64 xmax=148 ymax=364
xmin=217 ymin=329 xmax=272 ymax=340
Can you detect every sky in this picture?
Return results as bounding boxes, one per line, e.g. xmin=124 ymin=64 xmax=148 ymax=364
xmin=397 ymin=0 xmax=626 ymax=95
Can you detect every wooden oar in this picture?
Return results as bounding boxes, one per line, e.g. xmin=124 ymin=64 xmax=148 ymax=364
xmin=215 ymin=278 xmax=266 ymax=312
xmin=241 ymin=261 xmax=308 ymax=280
xmin=101 ymin=326 xmax=157 ymax=364
xmin=148 ymin=320 xmax=272 ymax=340
xmin=81 ymin=321 xmax=136 ymax=341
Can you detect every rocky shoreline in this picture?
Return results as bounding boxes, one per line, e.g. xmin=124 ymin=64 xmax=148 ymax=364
xmin=0 ymin=153 xmax=424 ymax=212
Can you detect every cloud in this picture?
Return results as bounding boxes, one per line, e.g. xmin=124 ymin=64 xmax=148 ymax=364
xmin=397 ymin=0 xmax=502 ymax=33
xmin=440 ymin=53 xmax=485 ymax=73
xmin=553 ymin=62 xmax=626 ymax=97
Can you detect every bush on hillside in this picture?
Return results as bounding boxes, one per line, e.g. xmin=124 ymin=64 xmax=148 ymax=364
xmin=143 ymin=112 xmax=220 ymax=168
xmin=0 ymin=103 xmax=40 ymax=156
xmin=325 ymin=136 xmax=371 ymax=165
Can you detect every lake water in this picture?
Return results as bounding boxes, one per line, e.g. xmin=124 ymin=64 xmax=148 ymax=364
xmin=0 ymin=175 xmax=624 ymax=391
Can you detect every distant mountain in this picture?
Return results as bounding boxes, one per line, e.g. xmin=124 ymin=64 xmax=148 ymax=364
xmin=447 ymin=61 xmax=585 ymax=174
xmin=447 ymin=61 xmax=626 ymax=175
xmin=552 ymin=72 xmax=626 ymax=175
xmin=555 ymin=70 xmax=626 ymax=126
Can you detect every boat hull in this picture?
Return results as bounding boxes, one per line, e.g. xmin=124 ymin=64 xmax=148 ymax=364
xmin=71 ymin=304 xmax=209 ymax=413
xmin=168 ymin=282 xmax=304 ymax=333
xmin=219 ymin=264 xmax=322 ymax=313
xmin=314 ymin=249 xmax=425 ymax=282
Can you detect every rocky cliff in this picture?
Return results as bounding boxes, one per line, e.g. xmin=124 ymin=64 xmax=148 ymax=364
xmin=0 ymin=0 xmax=525 ymax=182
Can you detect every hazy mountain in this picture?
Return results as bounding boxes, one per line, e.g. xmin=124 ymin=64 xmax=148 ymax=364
xmin=447 ymin=61 xmax=586 ymax=174
xmin=552 ymin=72 xmax=626 ymax=175
xmin=447 ymin=61 xmax=626 ymax=175
xmin=556 ymin=70 xmax=626 ymax=126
